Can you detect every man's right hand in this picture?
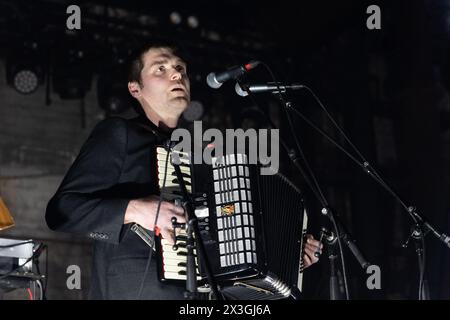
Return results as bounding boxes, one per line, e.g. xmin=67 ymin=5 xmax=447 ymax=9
xmin=124 ymin=195 xmax=186 ymax=244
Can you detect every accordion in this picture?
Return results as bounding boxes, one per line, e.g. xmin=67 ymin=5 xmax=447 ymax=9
xmin=154 ymin=145 xmax=308 ymax=300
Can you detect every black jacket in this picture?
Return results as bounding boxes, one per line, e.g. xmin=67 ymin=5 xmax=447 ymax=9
xmin=46 ymin=115 xmax=185 ymax=299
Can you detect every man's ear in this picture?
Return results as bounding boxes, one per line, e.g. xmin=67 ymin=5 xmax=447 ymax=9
xmin=128 ymin=81 xmax=141 ymax=98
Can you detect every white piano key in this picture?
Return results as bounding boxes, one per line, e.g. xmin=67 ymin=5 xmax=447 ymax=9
xmin=246 ymin=252 xmax=253 ymax=263
xmin=215 ymin=194 xmax=222 ymax=205
xmin=233 ymin=190 xmax=239 ymax=201
xmin=219 ymin=243 xmax=225 ymax=254
xmin=237 ymin=240 xmax=244 ymax=251
xmin=164 ymin=272 xmax=201 ymax=281
xmin=241 ymin=190 xmax=247 ymax=201
xmin=157 ymin=160 xmax=191 ymax=171
xmin=249 ymin=215 xmax=254 ymax=225
xmin=245 ymin=239 xmax=251 ymax=250
xmin=235 ymin=215 xmax=241 ymax=225
xmin=220 ymin=256 xmax=227 ymax=267
xmin=247 ymin=190 xmax=252 ymax=201
xmin=218 ymin=231 xmax=224 ymax=242
xmin=239 ymin=252 xmax=245 ymax=262
xmin=244 ymin=227 xmax=250 ymax=238
xmin=163 ymin=251 xmax=193 ymax=260
xmin=242 ymin=215 xmax=248 ymax=225
xmin=161 ymin=239 xmax=186 ymax=247
xmin=248 ymin=203 xmax=253 ymax=214
xmin=163 ymin=265 xmax=198 ymax=273
xmin=217 ymin=217 xmax=223 ymax=229
xmin=162 ymin=246 xmax=197 ymax=255
xmin=231 ymin=166 xmax=237 ymax=176
xmin=235 ymin=203 xmax=240 ymax=213
xmin=236 ymin=154 xmax=244 ymax=164
xmin=162 ymin=255 xmax=186 ymax=263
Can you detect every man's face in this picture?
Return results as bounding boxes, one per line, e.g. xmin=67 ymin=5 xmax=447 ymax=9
xmin=133 ymin=47 xmax=191 ymax=123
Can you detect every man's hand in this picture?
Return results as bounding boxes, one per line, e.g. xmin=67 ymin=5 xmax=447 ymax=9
xmin=124 ymin=195 xmax=186 ymax=244
xmin=303 ymin=234 xmax=323 ymax=269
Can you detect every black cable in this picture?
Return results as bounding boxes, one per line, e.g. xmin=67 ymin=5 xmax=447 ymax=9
xmin=292 ymin=85 xmax=432 ymax=299
xmin=36 ymin=244 xmax=48 ymax=300
xmin=0 ymin=257 xmax=33 ymax=281
xmin=136 ymin=145 xmax=171 ymax=299
xmin=0 ymin=240 xmax=34 ymax=248
xmin=288 ymin=105 xmax=413 ymax=213
xmin=297 ymin=85 xmax=418 ymax=224
xmin=419 ymin=232 xmax=426 ymax=300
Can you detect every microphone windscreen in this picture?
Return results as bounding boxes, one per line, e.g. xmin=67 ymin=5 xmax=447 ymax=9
xmin=206 ymin=73 xmax=222 ymax=89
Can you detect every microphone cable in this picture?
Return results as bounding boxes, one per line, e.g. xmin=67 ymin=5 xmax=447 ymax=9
xmin=136 ymin=144 xmax=171 ymax=299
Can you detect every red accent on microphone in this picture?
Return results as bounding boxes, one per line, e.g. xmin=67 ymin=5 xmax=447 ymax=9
xmin=244 ymin=63 xmax=252 ymax=71
xmin=27 ymin=288 xmax=33 ymax=300
xmin=155 ymin=226 xmax=161 ymax=237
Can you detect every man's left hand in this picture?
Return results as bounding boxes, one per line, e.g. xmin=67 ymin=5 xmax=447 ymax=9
xmin=303 ymin=234 xmax=323 ymax=269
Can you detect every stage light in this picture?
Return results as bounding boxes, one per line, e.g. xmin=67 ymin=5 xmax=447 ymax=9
xmin=6 ymin=41 xmax=45 ymax=94
xmin=187 ymin=16 xmax=199 ymax=29
xmin=13 ymin=69 xmax=39 ymax=94
xmin=170 ymin=12 xmax=182 ymax=25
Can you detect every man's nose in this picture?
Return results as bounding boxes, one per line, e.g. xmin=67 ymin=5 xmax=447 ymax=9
xmin=170 ymin=69 xmax=182 ymax=81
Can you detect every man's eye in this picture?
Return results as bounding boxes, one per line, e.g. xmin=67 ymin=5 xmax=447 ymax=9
xmin=157 ymin=65 xmax=165 ymax=72
xmin=176 ymin=65 xmax=186 ymax=72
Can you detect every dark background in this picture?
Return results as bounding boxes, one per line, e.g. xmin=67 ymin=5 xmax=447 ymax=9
xmin=0 ymin=0 xmax=449 ymax=299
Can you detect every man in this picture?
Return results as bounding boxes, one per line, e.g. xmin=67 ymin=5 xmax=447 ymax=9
xmin=46 ymin=40 xmax=322 ymax=300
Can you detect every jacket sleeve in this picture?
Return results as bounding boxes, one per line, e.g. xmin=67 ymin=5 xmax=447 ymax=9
xmin=45 ymin=117 xmax=130 ymax=244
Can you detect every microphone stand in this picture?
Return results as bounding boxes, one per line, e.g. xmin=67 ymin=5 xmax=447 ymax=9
xmin=320 ymin=227 xmax=343 ymax=300
xmin=284 ymin=85 xmax=450 ymax=300
xmin=171 ymin=157 xmax=223 ymax=300
xmin=322 ymin=208 xmax=370 ymax=271
xmin=240 ymin=80 xmax=366 ymax=299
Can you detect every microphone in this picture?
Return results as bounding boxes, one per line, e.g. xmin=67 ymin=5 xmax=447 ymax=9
xmin=206 ymin=61 xmax=260 ymax=89
xmin=235 ymin=82 xmax=304 ymax=97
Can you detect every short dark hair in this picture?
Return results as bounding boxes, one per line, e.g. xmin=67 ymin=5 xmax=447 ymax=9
xmin=127 ymin=39 xmax=189 ymax=86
